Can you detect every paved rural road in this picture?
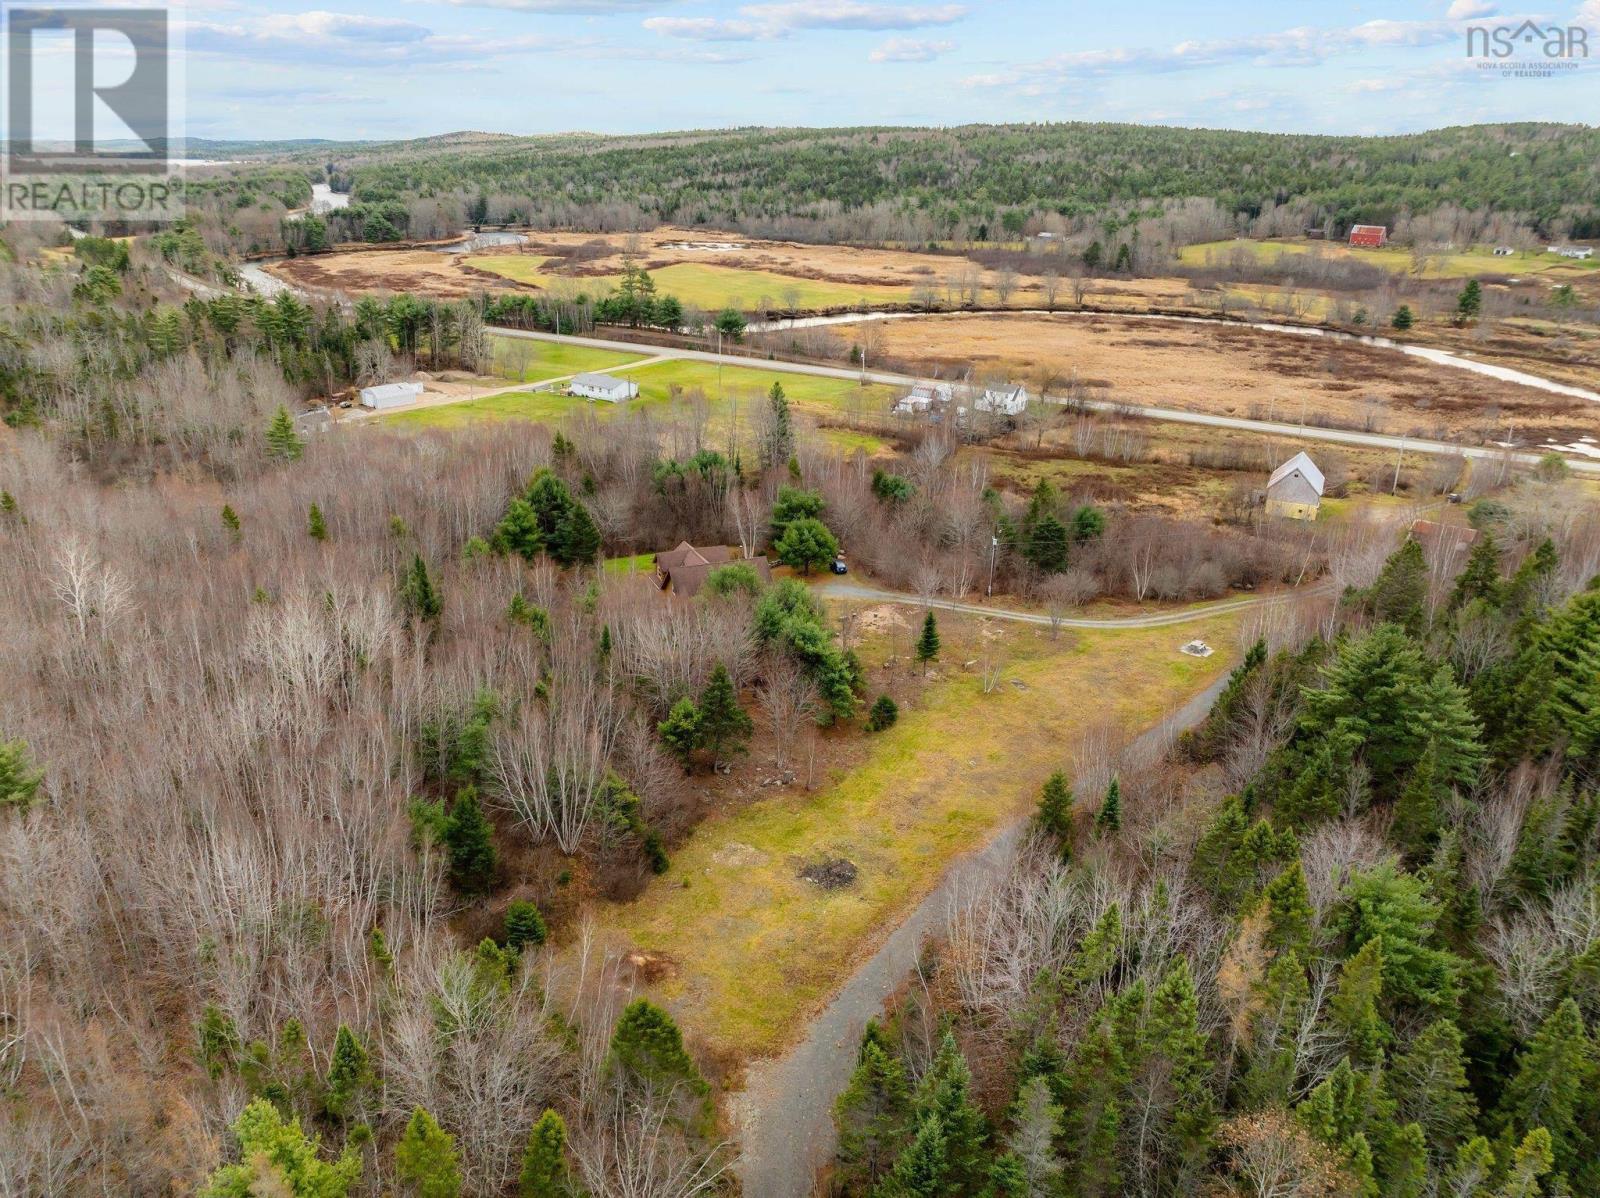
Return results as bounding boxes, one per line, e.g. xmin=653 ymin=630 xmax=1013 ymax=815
xmin=731 ymin=668 xmax=1236 ymax=1197
xmin=815 ymin=578 xmax=1331 ymax=630
xmin=491 ymin=326 xmax=1600 ymax=477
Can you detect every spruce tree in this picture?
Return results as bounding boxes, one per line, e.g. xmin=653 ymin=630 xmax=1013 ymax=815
xmin=1142 ymin=959 xmax=1217 ymax=1180
xmin=1096 ymin=777 xmax=1121 ymax=834
xmin=608 ymin=999 xmax=709 ymax=1101
xmin=1366 ymin=540 xmax=1428 ymax=634
xmin=323 ymin=1024 xmax=371 ymax=1120
xmin=0 ymin=739 xmax=45 ymax=811
xmin=1329 ymin=937 xmax=1389 ymax=1066
xmin=1392 ymin=305 xmax=1415 ymax=331
xmin=762 ymin=380 xmax=794 ymax=470
xmin=866 ymin=694 xmax=899 ymax=732
xmin=203 ymin=1099 xmax=360 ymax=1198
xmin=657 ymin=696 xmax=702 ymax=769
xmin=914 ymin=611 xmax=941 ymax=673
xmin=519 ymin=1109 xmax=572 ymax=1198
xmin=1025 ymin=514 xmax=1070 ymax=574
xmin=1456 ymin=278 xmax=1483 ymax=323
xmin=1036 ymin=770 xmax=1073 ymax=842
xmin=1495 ymin=1128 xmax=1554 ymax=1198
xmin=395 ymin=1107 xmax=462 ymax=1198
xmin=307 ymin=503 xmax=328 ymax=541
xmin=1497 ymin=997 xmax=1592 ymax=1178
xmin=1384 ymin=1122 xmax=1427 ymax=1198
xmin=494 ymin=497 xmax=544 ymax=560
xmin=443 ymin=787 xmax=497 ymax=895
xmin=1263 ymin=860 xmax=1314 ymax=960
xmin=551 ymin=500 xmax=601 ymax=566
xmin=834 ymin=1039 xmax=911 ymax=1190
xmin=266 ymin=406 xmax=304 ymax=461
xmin=503 ymin=900 xmax=547 ymax=951
xmin=881 ymin=1114 xmax=948 ymax=1198
xmin=403 ymin=553 xmax=443 ymax=625
xmin=912 ymin=1032 xmax=987 ymax=1190
xmin=221 ymin=504 xmax=241 ymax=542
xmin=1069 ymin=904 xmax=1121 ymax=991
xmin=696 ymin=663 xmax=753 ymax=767
xmin=1005 ymin=1076 xmax=1064 ymax=1195
xmin=1390 ymin=1018 xmax=1478 ymax=1159
xmin=1391 ymin=740 xmax=1445 ymax=860
xmin=1449 ymin=530 xmax=1501 ymax=611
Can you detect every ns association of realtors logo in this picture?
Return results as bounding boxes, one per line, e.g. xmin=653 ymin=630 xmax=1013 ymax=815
xmin=1467 ymin=19 xmax=1590 ymax=78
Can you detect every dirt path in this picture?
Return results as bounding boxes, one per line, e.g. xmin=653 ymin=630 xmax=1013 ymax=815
xmin=731 ymin=671 xmax=1233 ymax=1196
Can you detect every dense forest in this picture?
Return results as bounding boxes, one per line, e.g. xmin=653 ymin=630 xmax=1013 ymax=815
xmin=831 ymin=517 xmax=1600 ymax=1197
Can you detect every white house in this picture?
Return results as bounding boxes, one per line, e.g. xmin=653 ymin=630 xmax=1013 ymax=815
xmin=1493 ymin=245 xmax=1516 ymax=257
xmin=360 ymin=381 xmax=424 ymax=410
xmin=894 ymin=381 xmax=954 ymax=414
xmin=570 ymin=373 xmax=638 ymax=402
xmin=1549 ymin=245 xmax=1595 ymax=260
xmin=1265 ymin=451 xmax=1325 ymax=521
xmin=975 ymin=382 xmax=1030 ymax=416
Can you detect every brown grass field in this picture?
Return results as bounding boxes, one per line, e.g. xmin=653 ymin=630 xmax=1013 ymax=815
xmin=843 ymin=312 xmax=1600 ymax=444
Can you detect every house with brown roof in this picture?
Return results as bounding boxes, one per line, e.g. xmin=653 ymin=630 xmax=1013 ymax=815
xmin=653 ymin=541 xmax=772 ymax=598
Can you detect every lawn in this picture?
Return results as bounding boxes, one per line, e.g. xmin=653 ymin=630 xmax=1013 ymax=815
xmin=488 ymin=334 xmax=648 ymax=381
xmin=465 ymin=255 xmax=910 ymax=312
xmin=382 ymin=390 xmax=586 ymax=429
xmin=598 ymin=607 xmax=1244 ymax=1061
xmin=1180 ymin=238 xmax=1600 ymax=281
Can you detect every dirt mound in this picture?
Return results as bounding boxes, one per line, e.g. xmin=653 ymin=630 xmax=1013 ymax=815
xmin=800 ymin=858 xmax=858 ymax=889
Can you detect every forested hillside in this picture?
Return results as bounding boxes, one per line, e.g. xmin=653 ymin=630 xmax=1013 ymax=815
xmin=319 ymin=122 xmax=1600 ymax=242
xmin=833 ymin=521 xmax=1600 ymax=1197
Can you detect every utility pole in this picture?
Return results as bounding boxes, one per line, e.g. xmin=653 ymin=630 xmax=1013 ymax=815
xmin=1392 ymin=437 xmax=1405 ymax=495
xmin=987 ymin=534 xmax=998 ymax=597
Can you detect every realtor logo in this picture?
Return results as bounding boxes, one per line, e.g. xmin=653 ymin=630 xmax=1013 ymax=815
xmin=1467 ymin=20 xmax=1589 ymax=79
xmin=1 ymin=3 xmax=184 ymax=221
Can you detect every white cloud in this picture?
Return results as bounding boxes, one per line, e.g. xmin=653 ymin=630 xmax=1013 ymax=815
xmin=1579 ymin=0 xmax=1600 ymax=27
xmin=432 ymin=0 xmax=674 ymax=12
xmin=1446 ymin=0 xmax=1497 ymax=18
xmin=186 ymin=10 xmax=574 ymax=64
xmin=869 ymin=35 xmax=952 ymax=61
xmin=647 ymin=0 xmax=965 ymax=41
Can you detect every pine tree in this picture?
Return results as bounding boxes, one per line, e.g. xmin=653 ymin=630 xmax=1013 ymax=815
xmin=608 ymin=999 xmax=709 ymax=1101
xmin=834 ymin=1039 xmax=911 ymax=1190
xmin=1036 ymin=770 xmax=1073 ymax=842
xmin=1392 ymin=305 xmax=1415 ymax=331
xmin=1449 ymin=530 xmax=1501 ymax=611
xmin=1390 ymin=1019 xmax=1477 ymax=1159
xmin=323 ymin=1024 xmax=371 ymax=1120
xmin=1456 ymin=278 xmax=1483 ymax=323
xmin=0 ymin=739 xmax=45 ymax=811
xmin=395 ymin=1107 xmax=462 ymax=1198
xmin=1392 ymin=740 xmax=1446 ymax=860
xmin=1069 ymin=904 xmax=1121 ymax=991
xmin=1366 ymin=541 xmax=1428 ymax=634
xmin=519 ymin=1109 xmax=573 ymax=1198
xmin=493 ymin=497 xmax=544 ymax=560
xmin=307 ymin=502 xmax=328 ymax=541
xmin=1096 ymin=777 xmax=1121 ymax=834
xmin=503 ymin=900 xmax=547 ymax=951
xmin=1494 ymin=1128 xmax=1554 ymax=1198
xmin=266 ymin=406 xmax=304 ymax=461
xmin=203 ymin=1099 xmax=360 ymax=1198
xmin=1025 ymin=514 xmax=1071 ymax=574
xmin=1329 ymin=937 xmax=1389 ymax=1066
xmin=880 ymin=1114 xmax=948 ymax=1198
xmin=1142 ymin=959 xmax=1217 ymax=1180
xmin=402 ymin=553 xmax=443 ymax=625
xmin=914 ymin=611 xmax=940 ymax=673
xmin=762 ymin=380 xmax=794 ymax=470
xmin=221 ymin=504 xmax=241 ymax=542
xmin=1338 ymin=864 xmax=1461 ymax=1009
xmin=443 ymin=787 xmax=496 ymax=894
xmin=1263 ymin=860 xmax=1314 ymax=960
xmin=657 ymin=696 xmax=702 ymax=769
xmin=695 ymin=663 xmax=753 ymax=767
xmin=1384 ymin=1122 xmax=1427 ymax=1198
xmin=1497 ymin=997 xmax=1592 ymax=1178
xmin=912 ymin=1032 xmax=987 ymax=1190
xmin=866 ymin=694 xmax=899 ymax=732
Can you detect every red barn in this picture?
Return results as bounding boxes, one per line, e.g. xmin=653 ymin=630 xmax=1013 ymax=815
xmin=1348 ymin=224 xmax=1388 ymax=248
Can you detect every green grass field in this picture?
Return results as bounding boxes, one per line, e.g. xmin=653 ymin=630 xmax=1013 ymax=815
xmin=466 ymin=255 xmax=910 ymax=312
xmin=1180 ymin=237 xmax=1599 ymax=281
xmin=488 ymin=334 xmax=647 ymax=381
xmin=596 ymin=608 xmax=1244 ymax=1059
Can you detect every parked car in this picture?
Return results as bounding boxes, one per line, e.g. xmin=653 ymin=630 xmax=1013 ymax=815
xmin=830 ymin=557 xmax=849 ymax=575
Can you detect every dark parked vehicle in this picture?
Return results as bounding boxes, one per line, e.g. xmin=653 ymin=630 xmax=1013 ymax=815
xmin=830 ymin=557 xmax=849 ymax=575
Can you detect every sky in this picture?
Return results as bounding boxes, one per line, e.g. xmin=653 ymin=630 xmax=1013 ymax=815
xmin=161 ymin=0 xmax=1600 ymax=139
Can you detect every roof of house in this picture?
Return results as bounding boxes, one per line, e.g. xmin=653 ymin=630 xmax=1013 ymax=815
xmin=361 ymin=381 xmax=423 ymax=401
xmin=571 ymin=372 xmax=632 ymax=390
xmin=984 ymin=383 xmax=1026 ymax=399
xmin=653 ymin=542 xmax=770 ymax=597
xmin=1268 ymin=451 xmax=1325 ymax=496
xmin=1410 ymin=519 xmax=1481 ymax=550
xmin=1350 ymin=224 xmax=1388 ymax=234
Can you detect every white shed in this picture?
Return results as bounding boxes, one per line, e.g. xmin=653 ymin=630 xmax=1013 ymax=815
xmin=570 ymin=373 xmax=638 ymax=402
xmin=360 ymin=381 xmax=424 ymax=410
xmin=975 ymin=383 xmax=1030 ymax=416
xmin=894 ymin=381 xmax=954 ymax=414
xmin=1265 ymin=451 xmax=1325 ymax=520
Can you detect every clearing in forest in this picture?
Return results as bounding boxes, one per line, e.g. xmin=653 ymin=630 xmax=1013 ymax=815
xmin=597 ymin=606 xmax=1245 ymax=1064
xmin=1179 ymin=237 xmax=1600 ymax=280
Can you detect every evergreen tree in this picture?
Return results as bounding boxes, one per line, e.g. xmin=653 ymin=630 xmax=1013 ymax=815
xmin=307 ymin=503 xmax=328 ymax=542
xmin=880 ymin=1114 xmax=948 ymax=1198
xmin=402 ymin=554 xmax=443 ymax=625
xmin=1445 ymin=1137 xmax=1497 ymax=1198
xmin=915 ymin=611 xmax=941 ymax=672
xmin=395 ymin=1107 xmax=462 ymax=1198
xmin=1497 ymin=998 xmax=1592 ymax=1178
xmin=762 ymin=380 xmax=794 ymax=470
xmin=1069 ymin=904 xmax=1122 ymax=991
xmin=323 ymin=1024 xmax=371 ymax=1120
xmin=202 ymin=1099 xmax=360 ymax=1198
xmin=1036 ymin=770 xmax=1074 ymax=842
xmin=1384 ymin=1122 xmax=1427 ymax=1198
xmin=1392 ymin=305 xmax=1415 ymax=331
xmin=1263 ymin=860 xmax=1314 ymax=960
xmin=1391 ymin=740 xmax=1446 ymax=860
xmin=1329 ymin=937 xmax=1389 ymax=1066
xmin=1005 ymin=1076 xmax=1064 ymax=1195
xmin=1238 ymin=949 xmax=1309 ymax=1109
xmin=1072 ymin=504 xmax=1107 ymax=543
xmin=1025 ymin=513 xmax=1071 ymax=574
xmin=697 ymin=662 xmax=753 ymax=766
xmin=0 ymin=739 xmax=45 ymax=811
xmin=266 ymin=406 xmax=304 ymax=461
xmin=503 ymin=900 xmax=547 ymax=951
xmin=912 ymin=1032 xmax=987 ymax=1190
xmin=551 ymin=500 xmax=601 ymax=566
xmin=1390 ymin=1019 xmax=1478 ymax=1161
xmin=834 ymin=1039 xmax=911 ymax=1190
xmin=866 ymin=694 xmax=899 ymax=732
xmin=493 ymin=497 xmax=544 ymax=560
xmin=1365 ymin=540 xmax=1428 ymax=635
xmin=1494 ymin=1128 xmax=1554 ymax=1198
xmin=221 ymin=504 xmax=241 ymax=542
xmin=658 ymin=696 xmax=702 ymax=769
xmin=608 ymin=999 xmax=709 ymax=1101
xmin=519 ymin=1110 xmax=573 ymax=1198
xmin=1096 ymin=777 xmax=1121 ymax=834
xmin=1057 ymin=1011 xmax=1126 ymax=1197
xmin=1338 ymin=864 xmax=1461 ymax=1010
xmin=1449 ymin=530 xmax=1501 ymax=612
xmin=1456 ymin=278 xmax=1483 ymax=323
xmin=1141 ymin=960 xmax=1217 ymax=1181
xmin=443 ymin=787 xmax=496 ymax=894
xmin=769 ymin=485 xmax=825 ymax=542
xmin=774 ymin=516 xmax=839 ymax=574
xmin=198 ymin=1004 xmax=240 ymax=1079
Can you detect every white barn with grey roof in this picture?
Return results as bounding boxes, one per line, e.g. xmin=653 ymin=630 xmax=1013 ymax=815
xmin=1265 ymin=452 xmax=1325 ymax=520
